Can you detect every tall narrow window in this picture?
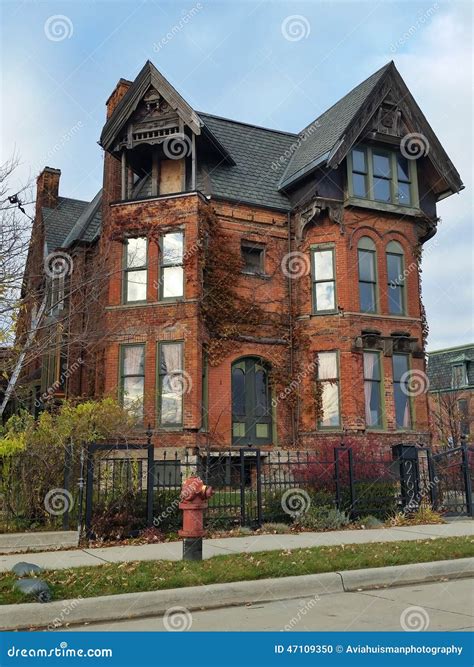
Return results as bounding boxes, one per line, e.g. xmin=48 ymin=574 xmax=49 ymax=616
xmin=386 ymin=241 xmax=405 ymax=315
xmin=312 ymin=247 xmax=336 ymax=313
xmin=124 ymin=237 xmax=147 ymax=303
xmin=396 ymin=154 xmax=412 ymax=206
xmin=120 ymin=344 xmax=145 ymax=420
xmin=317 ymin=351 xmax=340 ymax=428
xmin=158 ymin=342 xmax=184 ymax=426
xmin=393 ymin=354 xmax=411 ymax=429
xmin=358 ymin=237 xmax=377 ymax=313
xmin=231 ymin=357 xmax=272 ymax=446
xmin=160 ymin=231 xmax=184 ymax=299
xmin=351 ymin=147 xmax=368 ymax=198
xmin=452 ymin=364 xmax=468 ymax=388
xmin=364 ymin=351 xmax=383 ymax=428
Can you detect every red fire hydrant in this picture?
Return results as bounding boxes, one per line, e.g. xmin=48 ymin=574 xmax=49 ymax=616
xmin=179 ymin=476 xmax=213 ymax=560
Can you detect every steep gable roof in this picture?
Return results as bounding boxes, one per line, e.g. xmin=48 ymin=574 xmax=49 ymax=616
xmin=279 ymin=63 xmax=391 ymax=189
xmin=279 ymin=61 xmax=463 ymax=197
xmin=62 ymin=190 xmax=102 ymax=246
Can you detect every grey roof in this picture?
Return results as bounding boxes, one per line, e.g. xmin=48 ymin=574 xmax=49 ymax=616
xmin=197 ymin=113 xmax=297 ymax=210
xmin=42 ymin=193 xmax=102 ymax=251
xmin=427 ymin=345 xmax=474 ymax=391
xmin=279 ymin=63 xmax=391 ymax=189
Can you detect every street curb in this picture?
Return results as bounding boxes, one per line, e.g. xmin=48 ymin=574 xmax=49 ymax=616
xmin=0 ymin=558 xmax=472 ymax=631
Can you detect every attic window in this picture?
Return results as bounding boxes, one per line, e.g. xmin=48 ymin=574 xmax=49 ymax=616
xmin=241 ymin=243 xmax=264 ymax=275
xmin=451 ymin=363 xmax=468 ymax=389
xmin=348 ymin=146 xmax=417 ymax=208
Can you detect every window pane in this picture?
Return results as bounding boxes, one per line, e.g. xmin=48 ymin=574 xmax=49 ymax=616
xmin=256 ymin=423 xmax=269 ymax=438
xmin=387 ymin=253 xmax=402 ymax=284
xmin=397 ymin=154 xmax=410 ymax=181
xmin=321 ymin=382 xmax=340 ymax=427
xmin=315 ymin=282 xmax=335 ymax=311
xmin=126 ymin=269 xmax=147 ymax=302
xmin=314 ymin=250 xmax=333 ymax=280
xmin=394 ymin=383 xmax=411 ymax=428
xmin=318 ymin=352 xmax=338 ymax=380
xmin=122 ymin=377 xmax=144 ymax=417
xmin=359 ymin=283 xmax=376 ymax=312
xmin=163 ymin=232 xmax=183 ymax=265
xmin=364 ymin=352 xmax=380 ymax=380
xmin=397 ymin=181 xmax=411 ymax=206
xmin=160 ymin=343 xmax=183 ymax=375
xmin=255 ymin=368 xmax=269 ymax=415
xmin=242 ymin=247 xmax=263 ymax=273
xmin=233 ymin=422 xmax=245 ymax=437
xmin=388 ymin=285 xmax=403 ymax=314
xmin=358 ymin=250 xmax=375 ymax=282
xmin=352 ymin=148 xmax=366 ymax=173
xmin=373 ymin=177 xmax=391 ymax=202
xmin=392 ymin=354 xmax=408 ymax=382
xmin=372 ymin=152 xmax=391 ymax=177
xmin=364 ymin=380 xmax=381 ymax=426
xmin=163 ymin=266 xmax=184 ymax=298
xmin=123 ymin=345 xmax=145 ymax=376
xmin=352 ymin=172 xmax=367 ymax=197
xmin=232 ymin=367 xmax=245 ymax=415
xmin=126 ymin=238 xmax=147 ymax=268
xmin=161 ymin=383 xmax=182 ymax=424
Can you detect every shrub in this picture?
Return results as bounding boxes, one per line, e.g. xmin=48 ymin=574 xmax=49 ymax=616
xmin=387 ymin=503 xmax=445 ymax=527
xmin=91 ymin=491 xmax=145 ymax=541
xmin=296 ymin=505 xmax=349 ymax=531
xmin=261 ymin=522 xmax=292 ymax=534
xmin=263 ymin=488 xmax=335 ymax=524
xmin=342 ymin=481 xmax=398 ymax=520
xmin=153 ymin=489 xmax=181 ymax=532
xmin=355 ymin=515 xmax=384 ymax=529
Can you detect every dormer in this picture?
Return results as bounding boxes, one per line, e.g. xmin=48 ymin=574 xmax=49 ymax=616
xmin=100 ymin=61 xmax=232 ymax=202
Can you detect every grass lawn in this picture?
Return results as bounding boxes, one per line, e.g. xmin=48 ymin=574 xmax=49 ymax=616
xmin=0 ymin=536 xmax=472 ymax=605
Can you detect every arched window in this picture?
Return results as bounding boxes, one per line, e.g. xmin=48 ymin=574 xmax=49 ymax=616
xmin=231 ymin=357 xmax=272 ymax=446
xmin=358 ymin=237 xmax=377 ymax=313
xmin=386 ymin=241 xmax=405 ymax=315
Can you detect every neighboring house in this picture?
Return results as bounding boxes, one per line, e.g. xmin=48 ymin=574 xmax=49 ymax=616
xmin=427 ymin=344 xmax=474 ymax=448
xmin=18 ymin=60 xmax=463 ymax=453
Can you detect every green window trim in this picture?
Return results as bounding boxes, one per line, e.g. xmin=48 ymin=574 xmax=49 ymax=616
xmin=159 ymin=230 xmax=184 ymax=301
xmin=201 ymin=353 xmax=209 ymax=431
xmin=347 ymin=145 xmax=419 ymax=209
xmin=392 ymin=353 xmax=413 ymax=430
xmin=357 ymin=236 xmax=378 ymax=314
xmin=316 ymin=350 xmax=341 ymax=430
xmin=311 ymin=245 xmax=337 ymax=314
xmin=386 ymin=240 xmax=406 ymax=316
xmin=363 ymin=350 xmax=385 ymax=429
xmin=119 ymin=343 xmax=146 ymax=423
xmin=122 ymin=237 xmax=148 ymax=304
xmin=157 ymin=340 xmax=185 ymax=428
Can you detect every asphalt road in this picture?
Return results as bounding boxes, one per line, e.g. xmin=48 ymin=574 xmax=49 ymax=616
xmin=65 ymin=578 xmax=473 ymax=632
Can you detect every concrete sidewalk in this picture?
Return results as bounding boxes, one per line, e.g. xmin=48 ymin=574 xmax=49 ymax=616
xmin=1 ymin=520 xmax=473 ymax=573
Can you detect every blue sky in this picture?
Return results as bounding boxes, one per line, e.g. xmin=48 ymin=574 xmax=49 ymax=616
xmin=1 ymin=0 xmax=472 ymax=350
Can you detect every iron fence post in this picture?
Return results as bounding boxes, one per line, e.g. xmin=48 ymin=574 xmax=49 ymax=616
xmin=461 ymin=445 xmax=473 ymax=517
xmin=239 ymin=449 xmax=246 ymax=526
xmin=84 ymin=446 xmax=94 ymax=539
xmin=426 ymin=448 xmax=438 ymax=509
xmin=146 ymin=443 xmax=154 ymax=527
xmin=256 ymin=449 xmax=262 ymax=527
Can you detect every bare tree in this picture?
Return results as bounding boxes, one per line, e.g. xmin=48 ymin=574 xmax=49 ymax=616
xmin=430 ymin=390 xmax=472 ymax=449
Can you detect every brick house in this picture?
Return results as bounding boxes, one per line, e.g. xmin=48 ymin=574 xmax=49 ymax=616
xmin=20 ymin=60 xmax=463 ymax=454
xmin=427 ymin=344 xmax=474 ymax=448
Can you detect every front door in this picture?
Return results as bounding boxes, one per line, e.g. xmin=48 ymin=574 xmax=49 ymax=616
xmin=231 ymin=357 xmax=272 ymax=446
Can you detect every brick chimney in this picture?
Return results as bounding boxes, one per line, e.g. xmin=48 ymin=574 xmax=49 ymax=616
xmin=37 ymin=166 xmax=61 ymax=209
xmin=106 ymin=78 xmax=132 ymax=119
